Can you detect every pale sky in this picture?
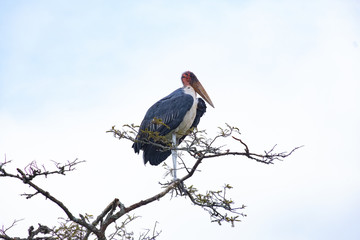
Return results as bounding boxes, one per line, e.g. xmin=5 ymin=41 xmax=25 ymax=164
xmin=1 ymin=1 xmax=360 ymax=239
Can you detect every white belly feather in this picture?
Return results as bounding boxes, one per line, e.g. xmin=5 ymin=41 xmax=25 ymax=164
xmin=175 ymin=86 xmax=197 ymax=137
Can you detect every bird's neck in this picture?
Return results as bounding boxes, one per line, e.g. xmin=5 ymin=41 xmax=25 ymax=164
xmin=183 ymin=85 xmax=197 ymax=98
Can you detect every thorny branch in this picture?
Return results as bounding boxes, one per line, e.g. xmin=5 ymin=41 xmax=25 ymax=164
xmin=184 ymin=184 xmax=246 ymax=226
xmin=0 ymin=159 xmax=85 ymax=181
xmin=0 ymin=159 xmax=104 ymax=240
xmin=108 ymin=123 xmax=301 ymax=165
xmin=1 ymin=124 xmax=301 ymax=239
xmin=105 ymin=123 xmax=302 ymax=225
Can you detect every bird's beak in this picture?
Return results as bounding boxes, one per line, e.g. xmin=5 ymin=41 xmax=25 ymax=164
xmin=192 ymin=79 xmax=215 ymax=108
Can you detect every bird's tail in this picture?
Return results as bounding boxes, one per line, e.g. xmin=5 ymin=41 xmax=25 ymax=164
xmin=142 ymin=144 xmax=171 ymax=166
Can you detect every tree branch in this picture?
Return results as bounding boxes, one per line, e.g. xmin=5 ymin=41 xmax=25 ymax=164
xmin=1 ymin=123 xmax=301 ymax=239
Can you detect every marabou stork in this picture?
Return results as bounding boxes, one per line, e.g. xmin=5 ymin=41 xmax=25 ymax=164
xmin=132 ymin=71 xmax=214 ymax=179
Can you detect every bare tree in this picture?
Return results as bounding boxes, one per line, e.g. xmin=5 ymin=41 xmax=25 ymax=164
xmin=0 ymin=124 xmax=301 ymax=239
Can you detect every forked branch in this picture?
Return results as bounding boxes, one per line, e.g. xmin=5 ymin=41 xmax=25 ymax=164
xmin=1 ymin=124 xmax=301 ymax=239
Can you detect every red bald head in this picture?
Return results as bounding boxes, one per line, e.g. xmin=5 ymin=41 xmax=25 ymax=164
xmin=180 ymin=71 xmax=214 ymax=108
xmin=181 ymin=71 xmax=197 ymax=86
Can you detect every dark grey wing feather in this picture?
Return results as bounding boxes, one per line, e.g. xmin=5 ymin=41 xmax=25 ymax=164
xmin=132 ymin=88 xmax=194 ymax=165
xmin=141 ymin=89 xmax=193 ymax=136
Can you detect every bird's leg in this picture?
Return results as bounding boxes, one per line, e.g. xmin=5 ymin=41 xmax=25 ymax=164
xmin=171 ymin=132 xmax=177 ymax=180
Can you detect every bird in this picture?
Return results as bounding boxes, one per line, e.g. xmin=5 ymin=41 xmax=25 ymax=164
xmin=132 ymin=71 xmax=214 ymax=179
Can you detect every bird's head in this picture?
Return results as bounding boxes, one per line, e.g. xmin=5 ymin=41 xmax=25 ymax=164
xmin=181 ymin=71 xmax=215 ymax=108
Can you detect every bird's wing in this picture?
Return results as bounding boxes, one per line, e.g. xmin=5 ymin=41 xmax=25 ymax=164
xmin=139 ymin=88 xmax=194 ymax=138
